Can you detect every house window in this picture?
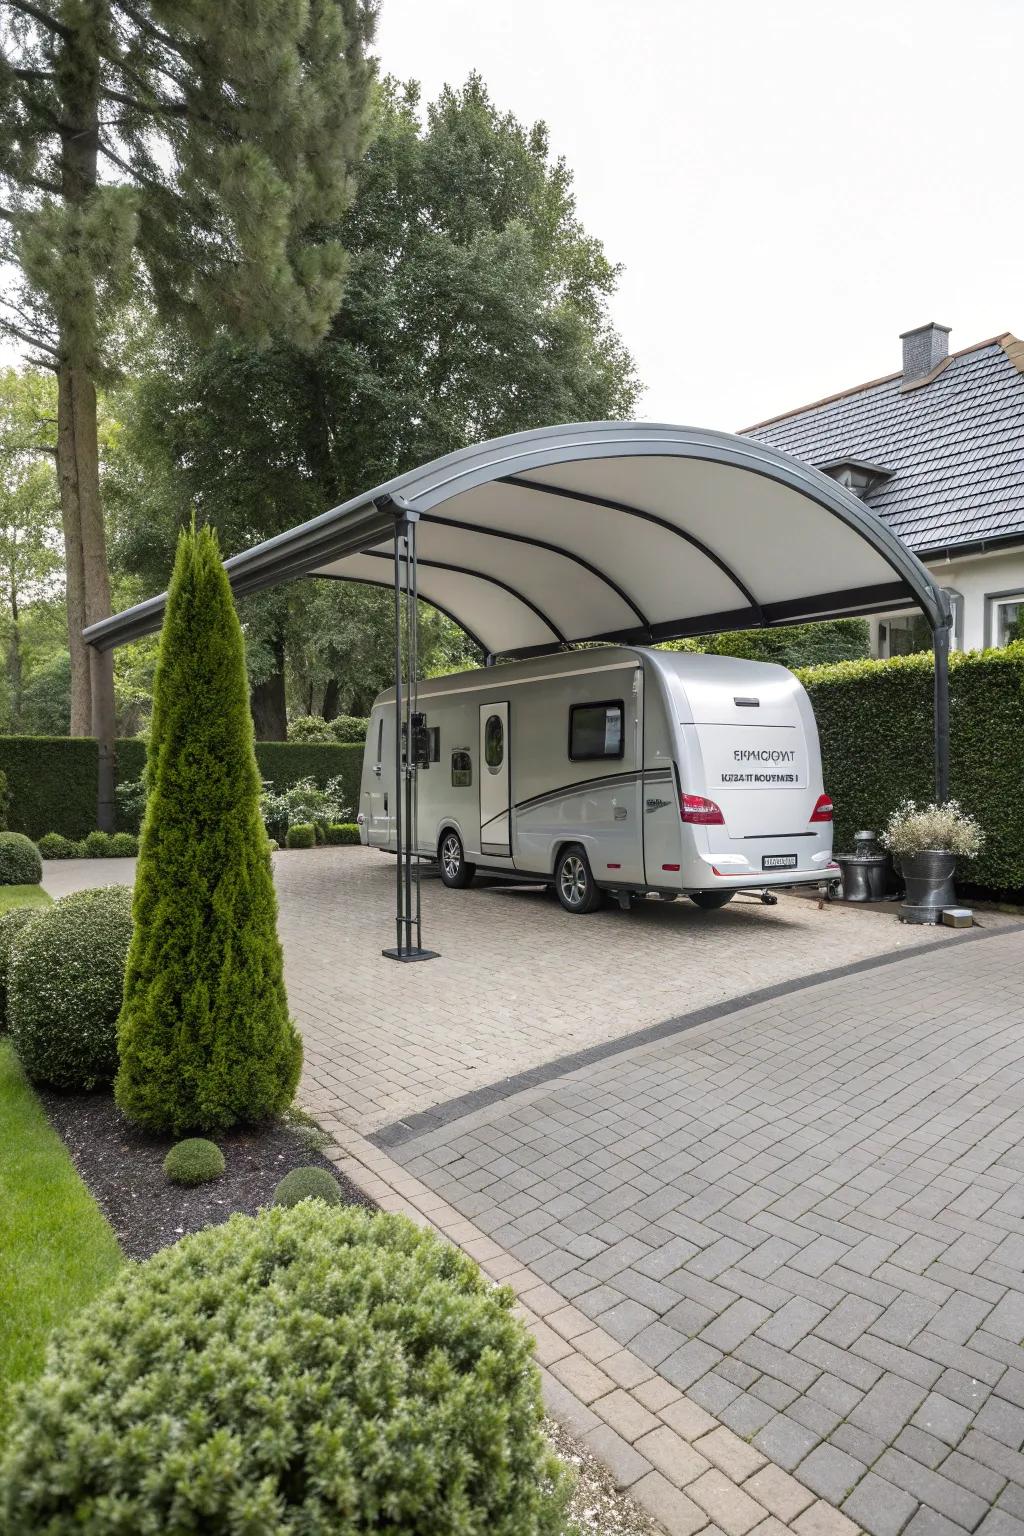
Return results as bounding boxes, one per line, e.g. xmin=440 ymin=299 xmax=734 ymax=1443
xmin=990 ymin=594 xmax=1024 ymax=647
xmin=451 ymin=750 xmax=472 ymax=787
xmin=569 ymin=700 xmax=624 ymax=761
xmin=877 ymin=590 xmax=963 ymax=658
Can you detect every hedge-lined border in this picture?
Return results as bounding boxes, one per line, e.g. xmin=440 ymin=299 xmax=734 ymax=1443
xmin=797 ymin=643 xmax=1024 ymax=894
xmin=0 ymin=738 xmax=364 ymax=841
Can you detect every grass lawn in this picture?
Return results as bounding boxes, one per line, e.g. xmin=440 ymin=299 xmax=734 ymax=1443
xmin=0 ymin=884 xmax=51 ymax=914
xmin=0 ymin=1039 xmax=123 ymax=1426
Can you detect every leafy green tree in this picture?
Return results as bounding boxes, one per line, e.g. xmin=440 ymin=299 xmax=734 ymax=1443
xmin=0 ymin=0 xmax=377 ymax=816
xmin=110 ymin=74 xmax=639 ymax=733
xmin=0 ymin=368 xmax=64 ymax=729
xmin=115 ymin=522 xmax=302 ymax=1134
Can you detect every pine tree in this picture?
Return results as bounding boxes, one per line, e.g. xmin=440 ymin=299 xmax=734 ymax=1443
xmin=0 ymin=1 xmax=376 ymax=822
xmin=115 ymin=522 xmax=302 ymax=1134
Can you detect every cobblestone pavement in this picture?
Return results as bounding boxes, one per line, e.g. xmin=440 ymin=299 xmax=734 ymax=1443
xmin=383 ymin=928 xmax=1024 ymax=1536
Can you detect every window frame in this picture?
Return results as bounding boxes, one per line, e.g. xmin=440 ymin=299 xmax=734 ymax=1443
xmin=986 ymin=589 xmax=1024 ymax=648
xmin=451 ymin=749 xmax=472 ymax=788
xmin=568 ymin=698 xmax=626 ymax=763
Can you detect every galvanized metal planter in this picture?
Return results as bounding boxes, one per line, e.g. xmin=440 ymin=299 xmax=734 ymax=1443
xmin=899 ymin=848 xmax=957 ymax=924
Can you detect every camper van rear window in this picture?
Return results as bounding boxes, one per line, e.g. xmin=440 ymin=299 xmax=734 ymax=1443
xmin=569 ymin=700 xmax=624 ymax=761
xmin=451 ymin=750 xmax=472 ymax=787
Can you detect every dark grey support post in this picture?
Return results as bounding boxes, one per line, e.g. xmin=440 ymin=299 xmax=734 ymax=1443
xmin=933 ymin=593 xmax=952 ymax=804
xmin=382 ymin=499 xmax=438 ymax=963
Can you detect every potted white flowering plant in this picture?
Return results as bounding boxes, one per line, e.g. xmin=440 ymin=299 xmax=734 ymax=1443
xmin=881 ymin=799 xmax=984 ymax=923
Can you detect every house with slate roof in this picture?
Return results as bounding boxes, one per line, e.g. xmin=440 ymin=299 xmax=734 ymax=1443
xmin=746 ymin=323 xmax=1024 ymax=656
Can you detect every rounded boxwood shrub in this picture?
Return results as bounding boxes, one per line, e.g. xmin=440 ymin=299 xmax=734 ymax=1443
xmin=0 ymin=907 xmax=40 ymax=1031
xmin=0 ymin=833 xmax=42 ymax=887
xmin=325 ymin=821 xmax=361 ymax=845
xmin=0 ymin=1206 xmax=569 ymax=1534
xmin=8 ymin=886 xmax=133 ymax=1090
xmin=37 ymin=832 xmax=75 ymax=860
xmin=108 ymin=832 xmax=138 ymax=857
xmin=272 ymin=1165 xmax=342 ymax=1207
xmin=285 ymin=821 xmax=315 ymax=849
xmin=83 ymin=830 xmax=112 ymax=858
xmin=163 ymin=1137 xmax=225 ymax=1186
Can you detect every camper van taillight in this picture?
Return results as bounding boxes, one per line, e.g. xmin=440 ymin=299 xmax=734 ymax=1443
xmin=680 ymin=793 xmax=725 ymax=825
xmin=810 ymin=793 xmax=834 ymax=823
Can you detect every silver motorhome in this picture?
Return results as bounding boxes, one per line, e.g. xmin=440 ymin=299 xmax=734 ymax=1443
xmin=358 ymin=646 xmax=836 ymax=913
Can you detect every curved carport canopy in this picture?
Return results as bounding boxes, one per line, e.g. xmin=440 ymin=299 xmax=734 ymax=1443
xmin=88 ymin=421 xmax=950 ymax=661
xmin=86 ymin=421 xmax=953 ymax=960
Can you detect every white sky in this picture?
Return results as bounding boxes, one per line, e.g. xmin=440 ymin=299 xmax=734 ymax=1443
xmin=377 ymin=0 xmax=1023 ymax=429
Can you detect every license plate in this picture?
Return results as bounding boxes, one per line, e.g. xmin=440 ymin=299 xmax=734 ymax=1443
xmin=762 ymin=853 xmax=797 ymax=869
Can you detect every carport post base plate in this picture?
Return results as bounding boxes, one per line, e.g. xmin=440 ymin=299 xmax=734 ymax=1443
xmin=382 ymin=946 xmax=440 ymax=963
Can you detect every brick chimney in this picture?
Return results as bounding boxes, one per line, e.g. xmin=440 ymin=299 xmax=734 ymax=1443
xmin=900 ymin=322 xmax=951 ymax=384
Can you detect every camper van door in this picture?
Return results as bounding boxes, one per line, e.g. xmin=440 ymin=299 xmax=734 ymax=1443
xmin=479 ymin=702 xmax=511 ymax=856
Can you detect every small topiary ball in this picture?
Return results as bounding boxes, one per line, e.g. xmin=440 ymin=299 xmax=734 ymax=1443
xmin=0 ymin=1206 xmax=569 ymax=1535
xmin=83 ymin=830 xmax=112 ymax=858
xmin=163 ymin=1138 xmax=226 ymax=1186
xmin=285 ymin=823 xmax=315 ymax=849
xmin=0 ymin=833 xmax=42 ymax=887
xmin=0 ymin=907 xmax=41 ymax=1031
xmin=8 ymin=885 xmax=133 ymax=1089
xmin=109 ymin=832 xmax=138 ymax=857
xmin=272 ymin=1165 xmax=342 ymax=1208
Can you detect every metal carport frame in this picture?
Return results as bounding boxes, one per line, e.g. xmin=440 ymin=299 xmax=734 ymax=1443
xmin=85 ymin=421 xmax=954 ymax=958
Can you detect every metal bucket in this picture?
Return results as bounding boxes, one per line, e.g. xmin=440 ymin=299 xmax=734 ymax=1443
xmin=899 ymin=849 xmax=957 ymax=924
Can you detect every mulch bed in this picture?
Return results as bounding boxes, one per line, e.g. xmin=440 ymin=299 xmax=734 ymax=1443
xmin=38 ymin=1088 xmax=375 ymax=1261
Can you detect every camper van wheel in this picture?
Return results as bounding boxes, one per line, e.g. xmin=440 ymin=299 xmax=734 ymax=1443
xmin=438 ymin=830 xmax=476 ymax=889
xmin=555 ymin=845 xmax=602 ymax=915
xmin=688 ymin=890 xmax=736 ymax=911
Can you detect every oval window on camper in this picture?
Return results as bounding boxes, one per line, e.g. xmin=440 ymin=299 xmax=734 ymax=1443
xmin=484 ymin=714 xmax=504 ymax=772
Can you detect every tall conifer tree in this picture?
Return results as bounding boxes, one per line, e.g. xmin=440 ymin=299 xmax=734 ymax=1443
xmin=116 ymin=522 xmax=302 ymax=1134
xmin=0 ymin=0 xmax=376 ymax=821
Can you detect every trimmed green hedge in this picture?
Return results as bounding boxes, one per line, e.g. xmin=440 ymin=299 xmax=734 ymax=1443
xmin=0 ymin=738 xmax=363 ymax=840
xmin=798 ymin=644 xmax=1024 ymax=894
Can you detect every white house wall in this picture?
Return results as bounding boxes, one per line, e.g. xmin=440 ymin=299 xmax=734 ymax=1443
xmin=868 ymin=546 xmax=1024 ymax=654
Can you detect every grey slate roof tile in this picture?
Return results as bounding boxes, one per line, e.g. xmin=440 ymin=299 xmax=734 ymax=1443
xmin=746 ymin=340 xmax=1024 ymax=553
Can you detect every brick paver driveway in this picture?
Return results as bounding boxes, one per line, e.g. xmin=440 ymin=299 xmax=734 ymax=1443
xmin=383 ymin=928 xmax=1024 ymax=1536
xmin=43 ymin=849 xmax=1024 ymax=1534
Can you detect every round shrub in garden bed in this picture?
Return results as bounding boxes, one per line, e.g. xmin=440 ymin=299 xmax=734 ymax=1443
xmin=37 ymin=832 xmax=80 ymax=859
xmin=272 ymin=1164 xmax=342 ymax=1207
xmin=0 ymin=1205 xmax=569 ymax=1535
xmin=8 ymin=886 xmax=133 ymax=1090
xmin=83 ymin=830 xmax=112 ymax=857
xmin=0 ymin=907 xmax=40 ymax=1029
xmin=108 ymin=832 xmax=138 ymax=857
xmin=285 ymin=822 xmax=315 ymax=849
xmin=164 ymin=1137 xmax=225 ymax=1186
xmin=0 ymin=832 xmax=42 ymax=886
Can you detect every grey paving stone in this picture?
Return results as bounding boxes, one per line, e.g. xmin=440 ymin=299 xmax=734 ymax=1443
xmin=700 ymin=1298 xmax=770 ymax=1352
xmin=975 ymin=1397 xmax=1024 ymax=1453
xmin=659 ymin=1339 xmax=724 ymax=1392
xmin=751 ymin=1374 xmax=801 ymax=1411
xmin=795 ymin=1443 xmax=867 ymax=1504
xmin=737 ymin=1336 xmax=821 ymax=1392
xmin=893 ymin=1425 xmax=948 ymax=1470
xmin=687 ymin=1371 xmax=741 ymax=1415
xmin=831 ymin=1423 xmax=888 ymax=1466
xmin=808 ymin=1373 xmax=864 ymax=1417
xmin=717 ymin=1356 xmax=760 ymax=1390
xmin=870 ymin=1294 xmax=940 ymax=1347
xmin=976 ymin=1514 xmax=1024 ymax=1536
xmin=752 ymin=1413 xmax=822 ymax=1472
xmin=848 ymin=1373 xmax=929 ymax=1443
xmin=796 ymin=1334 xmax=884 ymax=1391
xmin=875 ymin=1448 xmax=990 ymax=1531
xmin=718 ymin=1390 xmax=776 ymax=1438
xmin=985 ymin=1294 xmax=1024 ymax=1345
xmin=815 ymin=1294 xmax=885 ymax=1348
xmin=852 ymin=1334 xmax=947 ymax=1391
xmin=911 ymin=1392 xmax=975 ymax=1447
xmin=929 ymin=1292 xmax=996 ymax=1346
xmin=840 ymin=1471 xmax=919 ymax=1536
xmin=940 ymin=1450 xmax=1007 ymax=1504
xmin=903 ymin=1508 xmax=971 ymax=1536
xmin=757 ymin=1296 xmax=829 ymax=1349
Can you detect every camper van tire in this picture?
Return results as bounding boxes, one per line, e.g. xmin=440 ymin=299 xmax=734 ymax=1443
xmin=689 ymin=891 xmax=736 ymax=910
xmin=555 ymin=845 xmax=603 ymax=915
xmin=438 ymin=829 xmax=476 ymax=889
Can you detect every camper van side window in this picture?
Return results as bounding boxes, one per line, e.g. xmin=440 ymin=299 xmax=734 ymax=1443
xmin=376 ymin=717 xmax=383 ymax=764
xmin=451 ymin=750 xmax=472 ymax=787
xmin=569 ymin=700 xmax=624 ymax=761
